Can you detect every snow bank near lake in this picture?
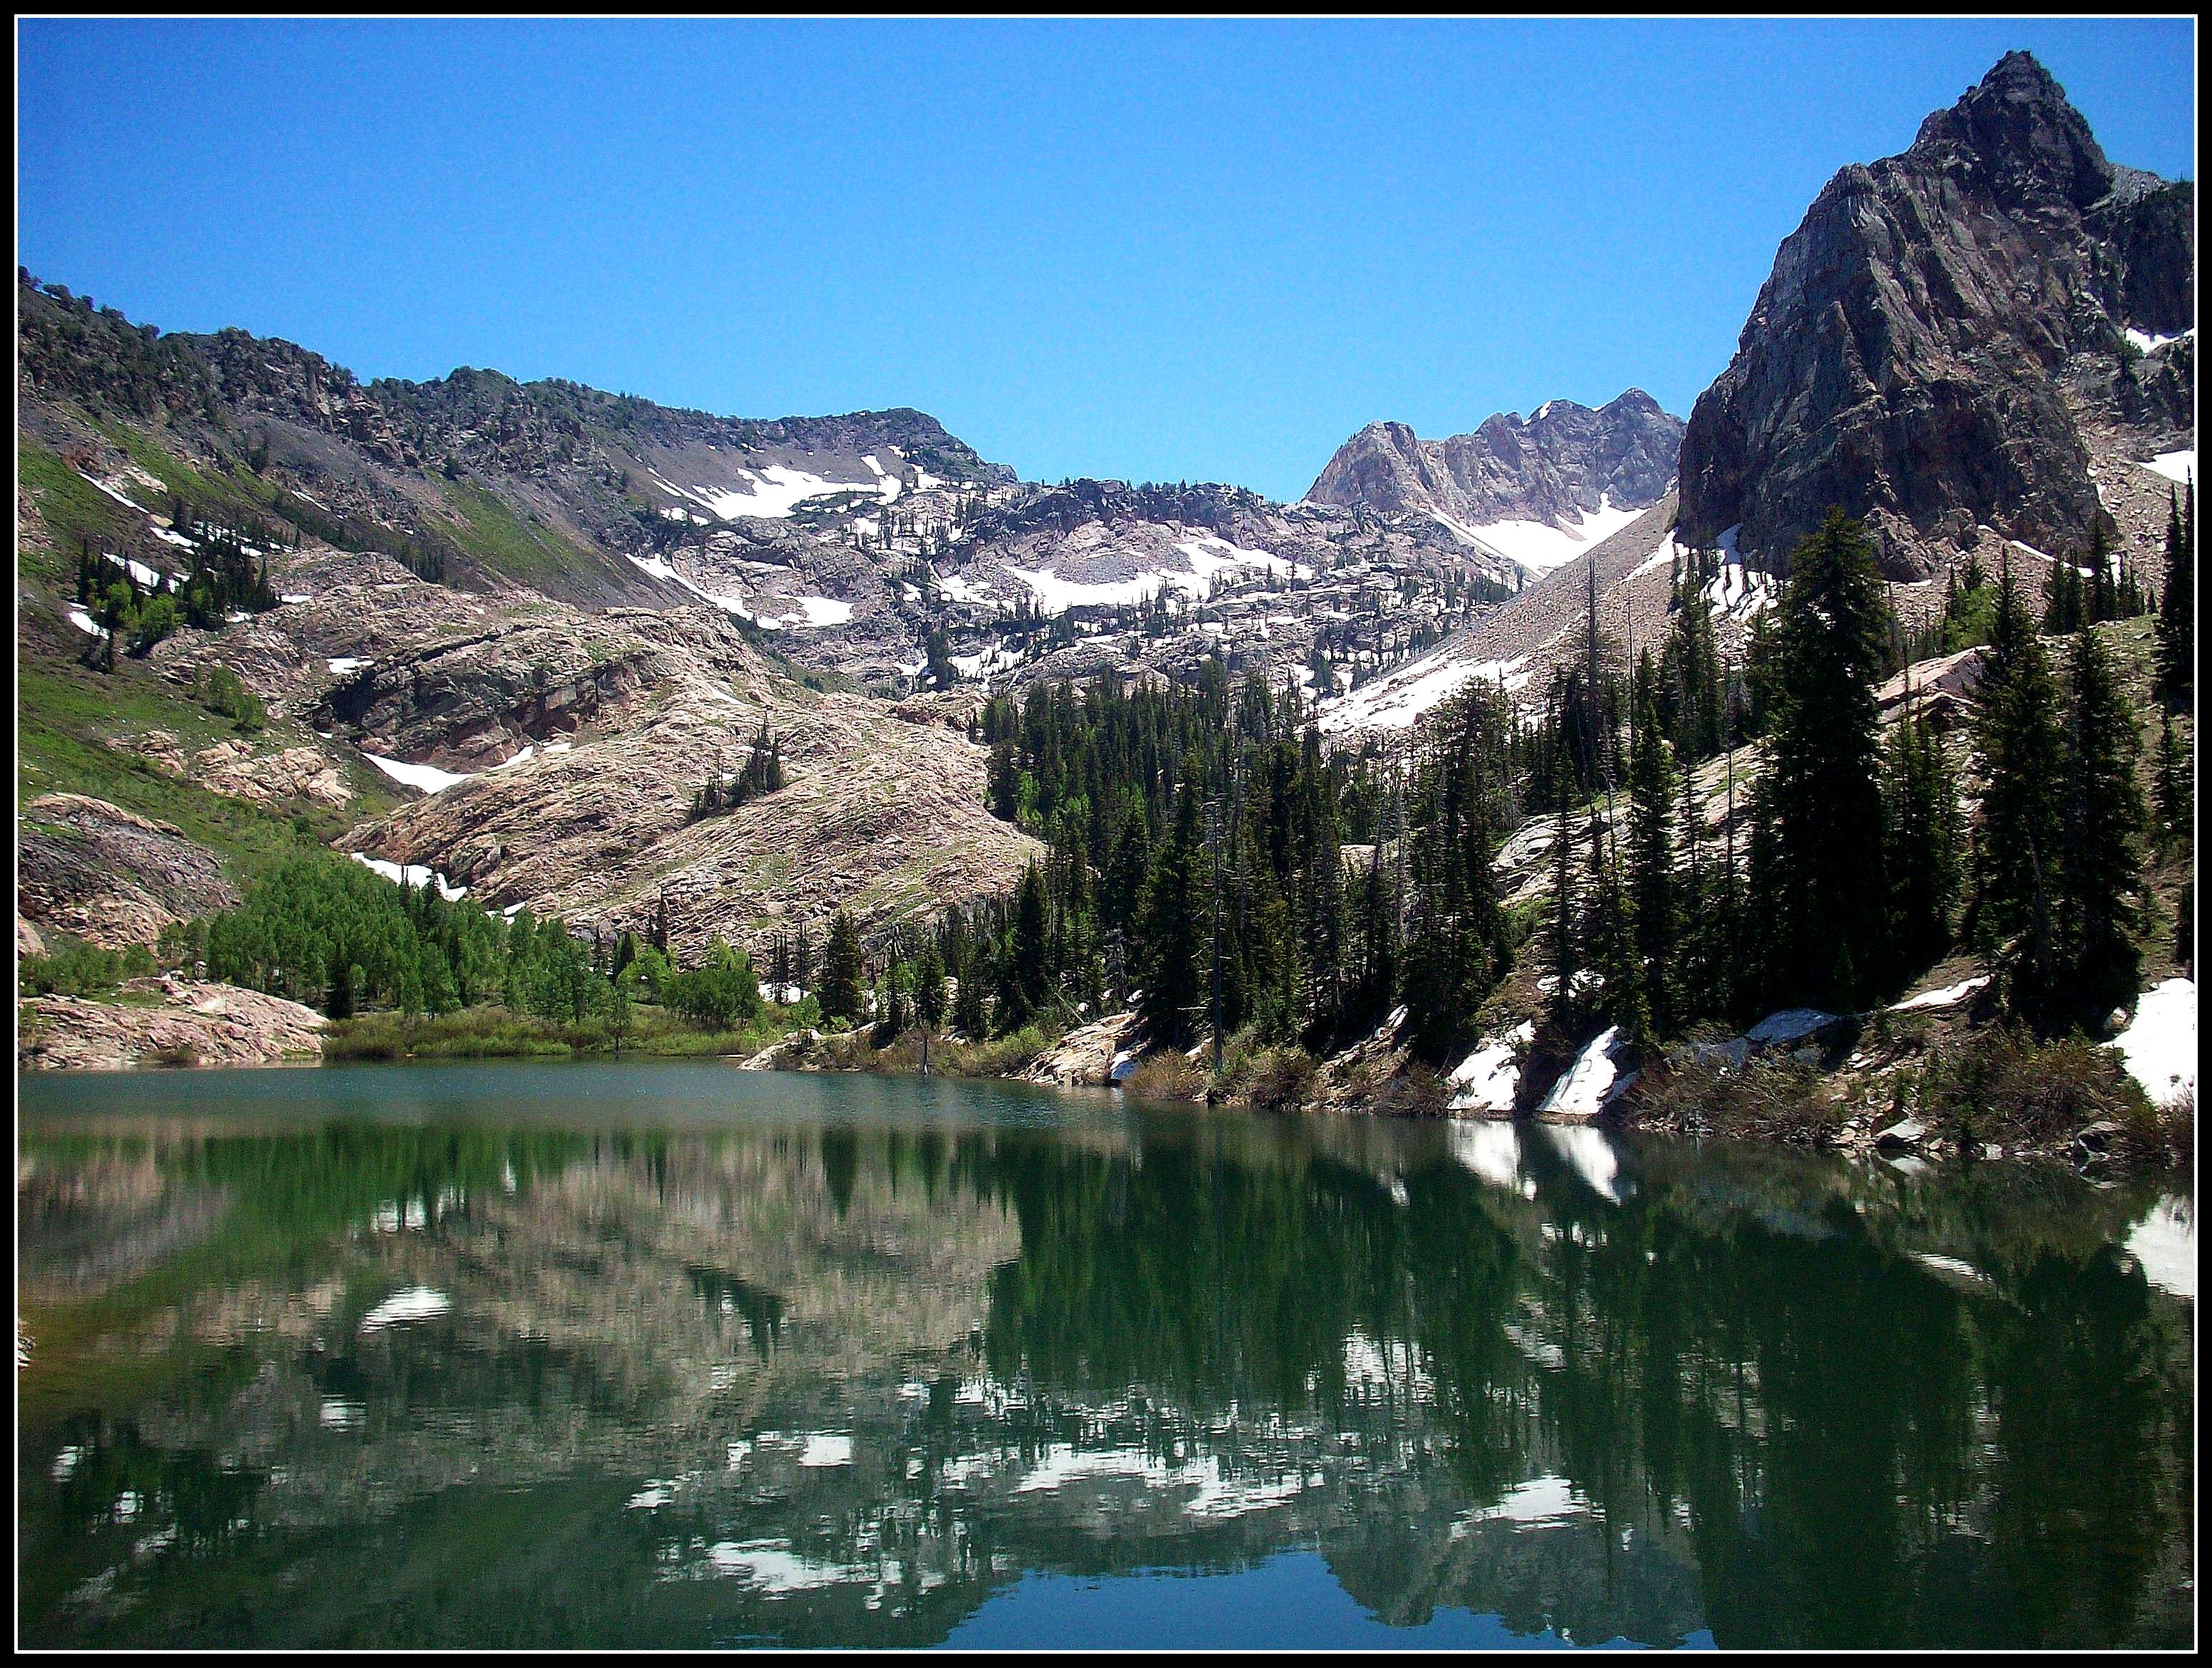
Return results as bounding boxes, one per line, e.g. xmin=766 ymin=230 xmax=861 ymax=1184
xmin=2111 ymin=978 xmax=2194 ymax=1106
xmin=1538 ymin=1025 xmax=1622 ymax=1120
xmin=1448 ymin=1021 xmax=1533 ymax=1113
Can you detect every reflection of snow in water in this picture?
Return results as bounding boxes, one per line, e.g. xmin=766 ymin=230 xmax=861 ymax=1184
xmin=1446 ymin=1120 xmax=1521 ymax=1191
xmin=1909 ymin=1253 xmax=1988 ymax=1285
xmin=357 ymin=1286 xmax=450 ymax=1332
xmin=1010 ymin=1442 xmax=1312 ymax=1521
xmin=703 ymin=1539 xmax=858 ymax=1593
xmin=2124 ymin=1196 xmax=2194 ymax=1300
xmin=1451 ymin=1474 xmax=1590 ymax=1536
xmin=1539 ymin=1123 xmax=1621 ymax=1204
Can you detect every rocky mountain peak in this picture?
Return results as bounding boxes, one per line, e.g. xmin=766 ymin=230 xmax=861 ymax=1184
xmin=1676 ymin=51 xmax=2193 ymax=574
xmin=1908 ymin=49 xmax=2114 ymax=209
xmin=1305 ymin=392 xmax=1684 ymax=547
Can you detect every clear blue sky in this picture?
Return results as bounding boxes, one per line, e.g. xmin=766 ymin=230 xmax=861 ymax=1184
xmin=17 ymin=18 xmax=2196 ymax=501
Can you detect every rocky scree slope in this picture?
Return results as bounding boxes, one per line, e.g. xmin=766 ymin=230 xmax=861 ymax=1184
xmin=1676 ymin=51 xmax=2195 ymax=577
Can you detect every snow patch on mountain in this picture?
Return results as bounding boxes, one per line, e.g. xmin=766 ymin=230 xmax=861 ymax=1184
xmin=1446 ymin=499 xmax=1644 ymax=575
xmin=1317 ymin=652 xmax=1530 ymax=734
xmin=362 ymin=752 xmax=474 ymax=795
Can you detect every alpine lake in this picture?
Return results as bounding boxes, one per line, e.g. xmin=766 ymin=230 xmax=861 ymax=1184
xmin=16 ymin=1060 xmax=2194 ymax=1649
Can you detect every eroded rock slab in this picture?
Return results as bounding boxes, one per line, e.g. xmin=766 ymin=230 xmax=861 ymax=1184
xmin=17 ymin=793 xmax=239 ymax=950
xmin=18 ymin=979 xmax=325 ymax=1070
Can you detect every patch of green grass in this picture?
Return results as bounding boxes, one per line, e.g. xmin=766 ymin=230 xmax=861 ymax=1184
xmin=16 ymin=656 xmax=389 ymax=880
xmin=439 ymin=479 xmax=618 ymax=596
xmin=17 ymin=437 xmax=140 ymax=584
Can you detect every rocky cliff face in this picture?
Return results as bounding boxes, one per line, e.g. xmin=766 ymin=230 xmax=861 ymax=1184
xmin=1677 ymin=51 xmax=2196 ymax=574
xmin=17 ymin=794 xmax=241 ymax=951
xmin=1305 ymin=392 xmax=1684 ymax=534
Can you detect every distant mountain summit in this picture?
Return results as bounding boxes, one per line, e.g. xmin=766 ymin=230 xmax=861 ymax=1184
xmin=1304 ymin=391 xmax=1684 ymax=573
xmin=1677 ymin=51 xmax=2195 ymax=573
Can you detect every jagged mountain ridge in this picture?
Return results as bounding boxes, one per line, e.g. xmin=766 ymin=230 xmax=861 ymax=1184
xmin=1304 ymin=391 xmax=1685 ymax=569
xmin=1676 ymin=51 xmax=2195 ymax=575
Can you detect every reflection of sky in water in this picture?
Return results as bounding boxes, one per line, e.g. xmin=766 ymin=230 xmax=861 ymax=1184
xmin=945 ymin=1551 xmax=1717 ymax=1650
xmin=16 ymin=1066 xmax=2196 ymax=1650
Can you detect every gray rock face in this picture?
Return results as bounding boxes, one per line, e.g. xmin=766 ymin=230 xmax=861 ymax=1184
xmin=1305 ymin=391 xmax=1684 ymax=530
xmin=1677 ymin=51 xmax=2196 ymax=575
xmin=17 ymin=794 xmax=241 ymax=950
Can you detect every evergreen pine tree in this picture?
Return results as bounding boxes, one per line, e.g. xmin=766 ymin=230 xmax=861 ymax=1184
xmin=820 ymin=910 xmax=866 ymax=1024
xmin=1624 ymin=659 xmax=1677 ymax=1036
xmin=1881 ymin=691 xmax=1962 ymax=971
xmin=2053 ymin=625 xmax=2148 ymax=1031
xmin=2155 ymin=486 xmax=2193 ymax=705
xmin=1971 ymin=556 xmax=2067 ymax=1027
xmin=1752 ymin=509 xmax=1894 ymax=1008
xmin=915 ymin=940 xmax=947 ymax=1031
xmin=2154 ymin=711 xmax=2193 ymax=853
xmin=1139 ymin=784 xmax=1206 ymax=1048
xmin=1000 ymin=863 xmax=1052 ymax=1028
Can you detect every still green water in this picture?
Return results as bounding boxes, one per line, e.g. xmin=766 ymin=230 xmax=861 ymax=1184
xmin=16 ymin=1062 xmax=2195 ymax=1649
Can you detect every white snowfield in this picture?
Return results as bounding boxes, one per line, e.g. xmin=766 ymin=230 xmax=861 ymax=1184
xmin=351 ymin=851 xmax=469 ymax=900
xmin=753 ymin=596 xmax=855 ymax=630
xmin=1001 ymin=535 xmax=1303 ymax=620
xmin=66 ymin=606 xmax=102 ymax=637
xmin=2110 ymin=978 xmax=2195 ymax=1107
xmin=2139 ymin=449 xmax=2196 ymax=486
xmin=102 ymin=551 xmax=169 ymax=590
xmin=362 ymin=751 xmax=474 ymax=795
xmin=1316 ymin=651 xmax=1532 ymax=735
xmin=1889 ymin=976 xmax=1988 ymax=1013
xmin=1433 ymin=498 xmax=1643 ymax=574
xmin=626 ymin=551 xmax=851 ymax=629
xmin=1743 ymin=1008 xmax=1838 ymax=1048
xmin=627 ymin=552 xmax=755 ymax=617
xmin=1538 ymin=1025 xmax=1623 ymax=1120
xmin=1447 ymin=1021 xmax=1534 ymax=1113
xmin=1172 ymin=533 xmax=1310 ymax=588
xmin=78 ymin=471 xmax=151 ymax=514
xmin=2124 ymin=326 xmax=2193 ymax=355
xmin=652 ymin=462 xmax=888 ymax=521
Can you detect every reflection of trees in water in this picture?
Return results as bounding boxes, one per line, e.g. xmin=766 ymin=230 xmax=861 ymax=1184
xmin=16 ymin=1114 xmax=2193 ymax=1649
xmin=978 ymin=1119 xmax=2191 ymax=1647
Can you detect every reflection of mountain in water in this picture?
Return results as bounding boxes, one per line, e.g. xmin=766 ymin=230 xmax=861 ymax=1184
xmin=17 ymin=1106 xmax=2193 ymax=1649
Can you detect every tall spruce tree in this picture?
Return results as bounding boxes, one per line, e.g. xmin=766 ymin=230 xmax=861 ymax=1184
xmin=820 ymin=910 xmax=866 ymax=1025
xmin=1624 ymin=657 xmax=1678 ymax=1036
xmin=1749 ymin=509 xmax=1894 ymax=1008
xmin=2155 ymin=485 xmax=2193 ymax=705
xmin=1970 ymin=557 xmax=2066 ymax=1027
xmin=1138 ymin=783 xmax=1207 ymax=1048
xmin=2053 ymin=625 xmax=2148 ymax=1031
xmin=999 ymin=862 xmax=1053 ymax=1028
xmin=1881 ymin=690 xmax=1962 ymax=971
xmin=1399 ymin=687 xmax=1511 ymax=1063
